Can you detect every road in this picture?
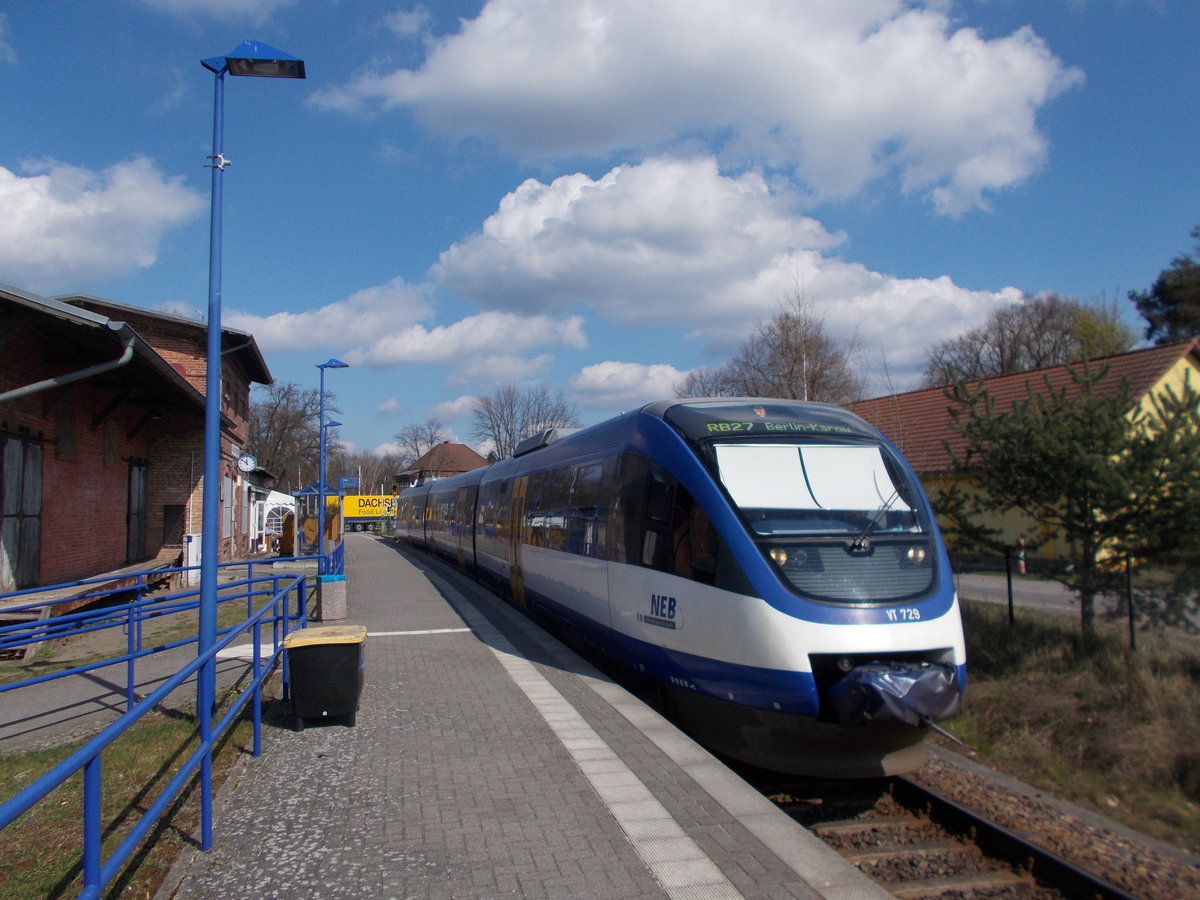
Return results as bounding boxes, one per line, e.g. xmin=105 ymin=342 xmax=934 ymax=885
xmin=954 ymin=572 xmax=1121 ymax=617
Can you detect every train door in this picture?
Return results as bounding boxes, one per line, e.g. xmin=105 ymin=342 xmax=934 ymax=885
xmin=454 ymin=484 xmax=475 ymax=571
xmin=507 ymin=475 xmax=528 ymax=610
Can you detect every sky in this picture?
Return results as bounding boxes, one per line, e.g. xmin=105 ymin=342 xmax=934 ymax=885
xmin=1 ymin=1 xmax=1196 ymax=459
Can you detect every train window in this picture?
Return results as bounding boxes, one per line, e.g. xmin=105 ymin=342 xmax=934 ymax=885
xmin=645 ymin=465 xmax=672 ymax=523
xmin=612 ymin=453 xmax=730 ymax=588
xmin=524 ymin=459 xmax=613 ymax=558
xmin=712 ymin=441 xmax=935 ymax=603
xmin=566 ymin=462 xmax=607 ymax=557
xmin=671 ymin=489 xmax=719 ymax=586
xmin=713 ymin=442 xmax=921 ymax=536
xmin=609 ymin=454 xmax=648 ymax=564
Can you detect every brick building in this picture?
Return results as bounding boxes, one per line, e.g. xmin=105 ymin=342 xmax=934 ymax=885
xmin=0 ymin=282 xmax=272 ymax=592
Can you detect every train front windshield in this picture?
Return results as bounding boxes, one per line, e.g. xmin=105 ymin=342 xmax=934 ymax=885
xmin=713 ymin=441 xmax=936 ymax=604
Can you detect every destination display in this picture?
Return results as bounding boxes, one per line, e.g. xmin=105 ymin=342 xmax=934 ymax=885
xmin=664 ymin=401 xmax=866 ymax=443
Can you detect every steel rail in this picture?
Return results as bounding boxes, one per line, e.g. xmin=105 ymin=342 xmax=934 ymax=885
xmin=890 ymin=775 xmax=1141 ymax=900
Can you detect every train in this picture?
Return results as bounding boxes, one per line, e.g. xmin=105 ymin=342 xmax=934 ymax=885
xmin=395 ymin=398 xmax=965 ymax=777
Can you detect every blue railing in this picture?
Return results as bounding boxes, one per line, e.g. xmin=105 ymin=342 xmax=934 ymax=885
xmin=0 ymin=559 xmax=313 ymax=899
xmin=321 ymin=539 xmax=345 ymax=575
xmin=0 ymin=571 xmax=305 ymax=701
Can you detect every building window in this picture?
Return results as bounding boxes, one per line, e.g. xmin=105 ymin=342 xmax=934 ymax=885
xmin=2 ymin=435 xmax=43 ymax=590
xmin=104 ymin=420 xmax=120 ymax=464
xmin=163 ymin=504 xmax=185 ymax=547
xmin=55 ymin=405 xmax=76 ymax=460
xmin=223 ymin=476 xmax=233 ymax=539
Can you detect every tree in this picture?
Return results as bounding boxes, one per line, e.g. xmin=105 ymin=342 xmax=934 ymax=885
xmin=675 ymin=365 xmax=741 ymax=399
xmin=248 ymin=381 xmax=326 ymax=493
xmin=332 ymin=448 xmax=402 ymax=496
xmin=471 ymin=384 xmax=580 ymax=459
xmin=1130 ymin=224 xmax=1200 ymax=343
xmin=676 ymin=292 xmax=865 ymax=404
xmin=922 ymin=293 xmax=1135 ymax=387
xmin=938 ymin=363 xmax=1200 ymax=642
xmin=394 ymin=419 xmax=450 ymax=469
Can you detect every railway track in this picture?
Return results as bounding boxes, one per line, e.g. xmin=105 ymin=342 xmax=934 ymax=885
xmin=761 ymin=774 xmax=1141 ymax=900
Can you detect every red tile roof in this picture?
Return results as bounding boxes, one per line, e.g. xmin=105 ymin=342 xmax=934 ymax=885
xmin=402 ymin=442 xmax=488 ymax=477
xmin=849 ymin=340 xmax=1199 ymax=474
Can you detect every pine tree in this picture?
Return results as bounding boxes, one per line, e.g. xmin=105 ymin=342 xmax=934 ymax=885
xmin=938 ymin=361 xmax=1200 ymax=642
xmin=1129 ymin=224 xmax=1200 ymax=343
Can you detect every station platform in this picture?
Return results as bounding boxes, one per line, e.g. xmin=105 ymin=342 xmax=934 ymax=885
xmin=157 ymin=533 xmax=888 ymax=900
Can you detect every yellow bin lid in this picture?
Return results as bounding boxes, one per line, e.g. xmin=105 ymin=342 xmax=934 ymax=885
xmin=283 ymin=625 xmax=367 ymax=649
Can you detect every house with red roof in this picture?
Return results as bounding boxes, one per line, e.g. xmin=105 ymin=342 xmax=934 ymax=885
xmin=849 ymin=340 xmax=1200 ymax=563
xmin=396 ymin=441 xmax=488 ymax=487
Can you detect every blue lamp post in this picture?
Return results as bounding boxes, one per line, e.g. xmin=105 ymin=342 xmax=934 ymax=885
xmin=321 ymin=417 xmax=344 ymax=553
xmin=197 ymin=41 xmax=304 ymax=851
xmin=317 ymin=360 xmax=349 ymax=567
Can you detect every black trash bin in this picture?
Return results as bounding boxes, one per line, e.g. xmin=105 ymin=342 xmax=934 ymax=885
xmin=283 ymin=624 xmax=366 ymax=731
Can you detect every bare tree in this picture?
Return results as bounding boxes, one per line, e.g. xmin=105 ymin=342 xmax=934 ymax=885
xmin=394 ymin=419 xmax=450 ymax=468
xmin=248 ymin=381 xmax=328 ymax=493
xmin=676 ymin=290 xmax=866 ymax=405
xmin=922 ymin=293 xmax=1135 ymax=386
xmin=675 ymin=365 xmax=741 ymax=398
xmin=471 ymin=384 xmax=580 ymax=459
xmin=730 ymin=297 xmax=865 ymax=404
xmin=332 ymin=448 xmax=403 ymax=495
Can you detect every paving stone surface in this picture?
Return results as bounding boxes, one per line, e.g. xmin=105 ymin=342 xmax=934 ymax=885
xmin=155 ymin=533 xmax=885 ymax=900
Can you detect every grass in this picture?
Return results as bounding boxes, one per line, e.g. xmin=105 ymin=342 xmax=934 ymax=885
xmin=0 ymin=598 xmax=272 ymax=688
xmin=0 ymin=681 xmax=286 ymax=900
xmin=945 ymin=600 xmax=1200 ymax=853
xmin=0 ymin=592 xmax=301 ymax=900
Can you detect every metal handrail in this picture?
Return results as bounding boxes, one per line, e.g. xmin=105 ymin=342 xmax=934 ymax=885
xmin=0 ymin=576 xmax=297 ymax=701
xmin=0 ymin=569 xmax=309 ymax=899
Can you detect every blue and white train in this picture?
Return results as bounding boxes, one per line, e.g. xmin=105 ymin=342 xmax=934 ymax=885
xmin=396 ymin=398 xmax=965 ymax=777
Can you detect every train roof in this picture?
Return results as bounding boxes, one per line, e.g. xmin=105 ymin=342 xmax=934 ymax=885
xmin=403 ymin=398 xmax=887 ymax=496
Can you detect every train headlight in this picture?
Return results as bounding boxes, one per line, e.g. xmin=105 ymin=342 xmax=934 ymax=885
xmin=836 ymin=656 xmax=855 ymax=673
xmin=769 ymin=548 xmax=788 ymax=567
xmin=905 ymin=546 xmax=926 ymax=564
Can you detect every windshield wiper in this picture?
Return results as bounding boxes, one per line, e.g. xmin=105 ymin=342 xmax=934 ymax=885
xmin=849 ymin=489 xmax=900 ymax=552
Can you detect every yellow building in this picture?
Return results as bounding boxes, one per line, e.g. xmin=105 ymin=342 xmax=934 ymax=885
xmin=850 ymin=340 xmax=1200 ymax=565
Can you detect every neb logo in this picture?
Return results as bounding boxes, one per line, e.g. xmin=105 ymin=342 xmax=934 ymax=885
xmin=650 ymin=594 xmax=676 ymax=619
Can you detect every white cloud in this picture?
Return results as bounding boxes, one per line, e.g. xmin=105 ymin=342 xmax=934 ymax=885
xmin=226 ymin=277 xmax=432 ymax=352
xmin=372 ymin=440 xmax=404 ymax=457
xmin=435 ymin=156 xmax=837 ymax=322
xmin=449 ymin=353 xmax=555 ymax=385
xmin=377 ymin=397 xmax=401 ymax=415
xmin=317 ymin=0 xmax=1082 ymax=213
xmin=382 ymin=7 xmax=431 ymax=37
xmin=344 ymin=311 xmax=587 ymax=369
xmin=0 ymin=157 xmax=205 ymax=291
xmin=429 ymin=395 xmax=478 ymax=422
xmin=0 ymin=13 xmax=17 ymax=65
xmin=435 ymin=155 xmax=1022 ymax=391
xmin=139 ymin=0 xmax=294 ymax=21
xmin=229 ymin=276 xmax=589 ymax=385
xmin=570 ymin=361 xmax=687 ymax=411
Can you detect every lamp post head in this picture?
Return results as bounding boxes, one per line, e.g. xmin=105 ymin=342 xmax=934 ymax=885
xmin=202 ymin=41 xmax=306 ymax=78
xmin=324 ymin=420 xmax=343 ymax=429
xmin=318 ymin=358 xmax=350 ymax=370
